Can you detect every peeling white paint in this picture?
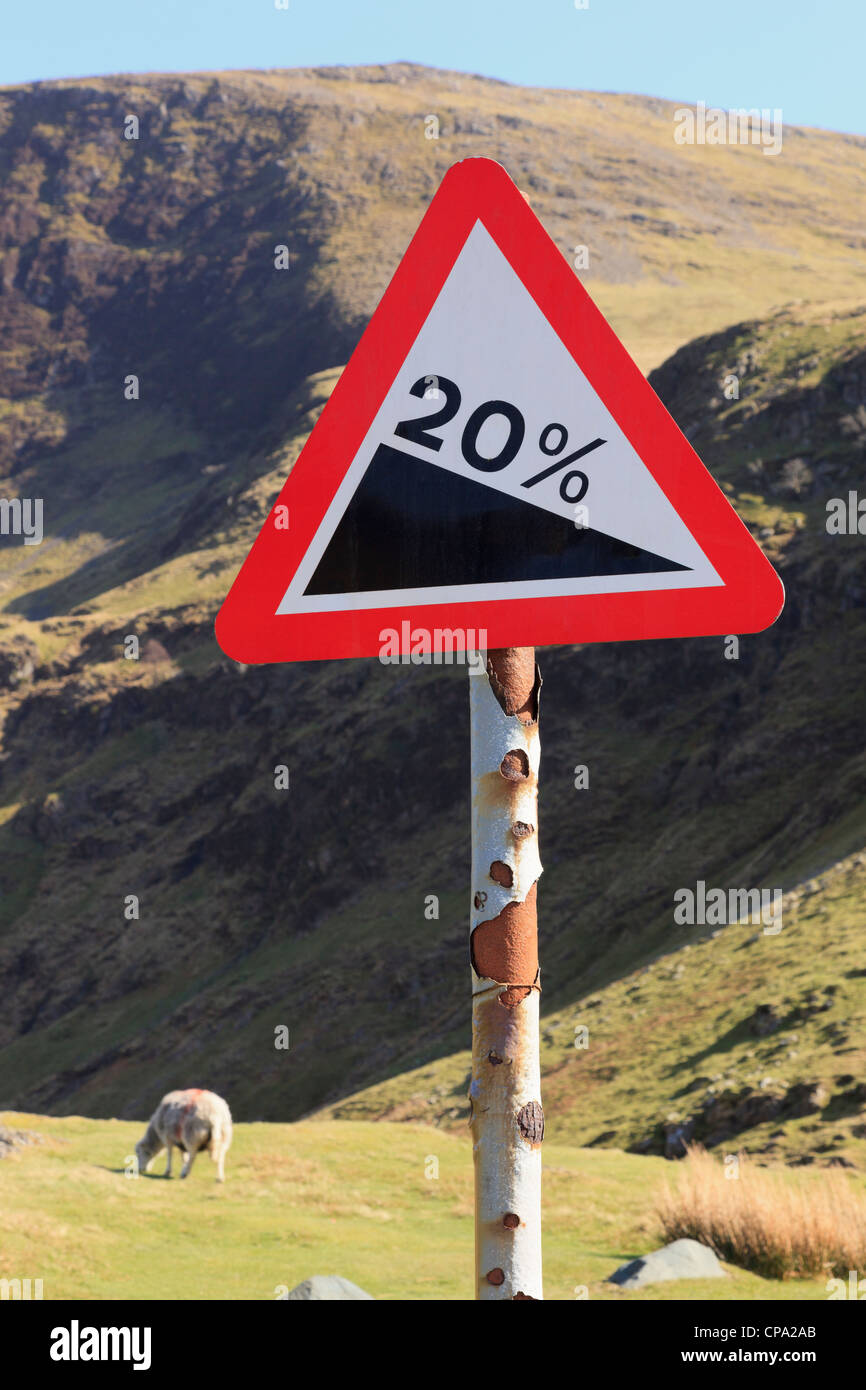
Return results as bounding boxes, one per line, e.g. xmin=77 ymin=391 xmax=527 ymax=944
xmin=471 ymin=986 xmax=543 ymax=1300
xmin=469 ymin=660 xmax=544 ymax=1300
xmin=469 ymin=668 xmax=542 ymax=966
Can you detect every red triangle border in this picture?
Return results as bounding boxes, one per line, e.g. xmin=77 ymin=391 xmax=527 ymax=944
xmin=216 ymin=158 xmax=784 ymax=664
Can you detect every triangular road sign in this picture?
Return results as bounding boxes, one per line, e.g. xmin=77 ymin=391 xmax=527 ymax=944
xmin=216 ymin=158 xmax=784 ymax=663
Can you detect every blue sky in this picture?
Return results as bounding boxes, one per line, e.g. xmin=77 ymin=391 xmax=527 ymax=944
xmin=4 ymin=0 xmax=864 ymax=136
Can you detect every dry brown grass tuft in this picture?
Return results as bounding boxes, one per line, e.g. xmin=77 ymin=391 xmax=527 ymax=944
xmin=657 ymin=1145 xmax=866 ymax=1280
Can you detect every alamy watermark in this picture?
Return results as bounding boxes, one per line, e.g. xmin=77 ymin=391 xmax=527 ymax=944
xmin=50 ymin=1321 xmax=151 ymax=1370
xmin=827 ymin=1271 xmax=866 ymax=1299
xmin=826 ymin=492 xmax=866 ymax=534
xmin=379 ymin=623 xmax=487 ymax=673
xmin=0 ymin=498 xmax=43 ymax=545
xmin=673 ymin=102 xmax=783 ymax=158
xmin=1 ymin=1277 xmax=43 ymax=1299
xmin=674 ymin=880 xmax=783 ymax=934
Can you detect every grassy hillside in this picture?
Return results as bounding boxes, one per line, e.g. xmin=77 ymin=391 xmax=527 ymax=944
xmin=324 ymin=850 xmax=866 ymax=1168
xmin=0 ymin=1111 xmax=837 ymax=1301
xmin=2 ymin=64 xmax=865 ymax=458
xmin=0 ymin=67 xmax=863 ymax=1157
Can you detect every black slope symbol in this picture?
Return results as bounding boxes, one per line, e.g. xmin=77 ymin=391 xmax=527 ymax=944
xmin=305 ymin=443 xmax=689 ymax=596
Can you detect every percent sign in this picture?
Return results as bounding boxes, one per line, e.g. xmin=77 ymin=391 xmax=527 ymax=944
xmin=394 ymin=375 xmax=606 ymax=504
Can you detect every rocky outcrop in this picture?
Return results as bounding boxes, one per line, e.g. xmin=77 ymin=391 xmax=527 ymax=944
xmin=0 ymin=1123 xmax=43 ymax=1157
xmin=635 ymin=1080 xmax=832 ymax=1158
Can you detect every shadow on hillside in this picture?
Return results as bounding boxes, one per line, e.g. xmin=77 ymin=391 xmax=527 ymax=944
xmin=668 ymin=1019 xmax=754 ymax=1080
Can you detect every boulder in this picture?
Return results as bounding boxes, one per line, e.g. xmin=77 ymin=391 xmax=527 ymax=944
xmin=701 ymin=1086 xmax=784 ymax=1145
xmin=784 ymin=1081 xmax=828 ymax=1118
xmin=286 ymin=1275 xmax=373 ymax=1301
xmin=0 ymin=639 xmax=38 ymax=688
xmin=0 ymin=1124 xmax=43 ymax=1158
xmin=749 ymin=1003 xmax=782 ymax=1036
xmin=664 ymin=1118 xmax=695 ymax=1159
xmin=609 ymin=1239 xmax=726 ymax=1289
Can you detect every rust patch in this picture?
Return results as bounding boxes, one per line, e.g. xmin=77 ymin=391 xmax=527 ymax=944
xmin=502 ymin=1212 xmax=520 ymax=1229
xmin=489 ymin=860 xmax=513 ymax=887
xmin=470 ymin=882 xmax=538 ymax=985
xmin=485 ymin=1267 xmax=505 ymax=1286
xmin=511 ymin=821 xmax=534 ymax=840
xmin=488 ymin=648 xmax=537 ymax=722
xmin=517 ymin=1099 xmax=545 ymax=1146
xmin=512 ymin=1292 xmax=537 ymax=1300
xmin=500 ymin=748 xmax=530 ymax=780
xmin=498 ymin=985 xmax=532 ymax=1007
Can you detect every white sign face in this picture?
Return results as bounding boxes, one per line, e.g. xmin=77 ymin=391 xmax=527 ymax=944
xmin=277 ymin=221 xmax=721 ymax=616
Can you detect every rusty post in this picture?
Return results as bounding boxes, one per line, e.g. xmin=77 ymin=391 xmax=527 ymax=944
xmin=469 ymin=646 xmax=543 ymax=1301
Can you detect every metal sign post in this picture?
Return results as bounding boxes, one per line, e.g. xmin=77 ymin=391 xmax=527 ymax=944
xmin=469 ymin=647 xmax=543 ymax=1300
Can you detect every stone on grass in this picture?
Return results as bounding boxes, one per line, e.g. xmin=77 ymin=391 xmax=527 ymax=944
xmin=286 ymin=1275 xmax=373 ymax=1300
xmin=608 ymin=1238 xmax=726 ymax=1289
xmin=0 ymin=1125 xmax=43 ymax=1159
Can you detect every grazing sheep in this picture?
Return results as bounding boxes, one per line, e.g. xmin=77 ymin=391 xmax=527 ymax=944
xmin=135 ymin=1089 xmax=232 ymax=1182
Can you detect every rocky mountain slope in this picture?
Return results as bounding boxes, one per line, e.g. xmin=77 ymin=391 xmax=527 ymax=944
xmin=0 ymin=66 xmax=864 ymax=1164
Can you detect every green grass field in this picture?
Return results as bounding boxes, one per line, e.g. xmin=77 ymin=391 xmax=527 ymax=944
xmin=0 ymin=1113 xmax=833 ymax=1301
